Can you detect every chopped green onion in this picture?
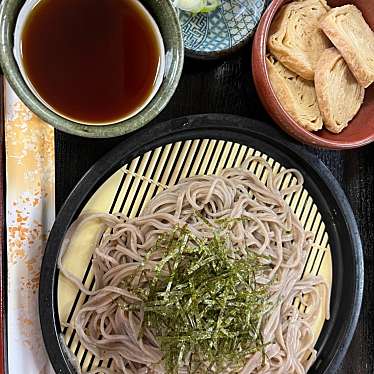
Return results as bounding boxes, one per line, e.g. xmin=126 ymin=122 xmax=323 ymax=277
xmin=173 ymin=0 xmax=221 ymax=14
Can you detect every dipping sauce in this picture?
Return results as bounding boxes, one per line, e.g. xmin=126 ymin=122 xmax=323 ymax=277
xmin=20 ymin=0 xmax=163 ymax=124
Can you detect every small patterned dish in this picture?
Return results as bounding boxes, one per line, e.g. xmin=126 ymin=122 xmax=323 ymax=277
xmin=179 ymin=0 xmax=268 ymax=59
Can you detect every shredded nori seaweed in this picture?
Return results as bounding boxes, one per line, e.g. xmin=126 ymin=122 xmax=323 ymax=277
xmin=119 ymin=218 xmax=273 ymax=373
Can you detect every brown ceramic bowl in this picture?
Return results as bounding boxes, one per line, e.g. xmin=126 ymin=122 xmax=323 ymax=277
xmin=252 ymin=0 xmax=374 ymax=149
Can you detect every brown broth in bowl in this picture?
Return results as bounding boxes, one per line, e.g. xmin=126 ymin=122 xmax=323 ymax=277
xmin=21 ymin=0 xmax=163 ymax=124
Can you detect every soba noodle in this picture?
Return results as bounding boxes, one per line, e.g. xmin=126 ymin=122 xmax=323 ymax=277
xmin=59 ymin=157 xmax=330 ymax=374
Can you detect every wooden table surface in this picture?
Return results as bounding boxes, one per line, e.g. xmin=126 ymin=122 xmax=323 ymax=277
xmin=54 ymin=44 xmax=374 ymax=373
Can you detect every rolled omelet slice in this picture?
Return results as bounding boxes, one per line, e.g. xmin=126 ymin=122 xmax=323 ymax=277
xmin=315 ymin=48 xmax=365 ymax=134
xmin=320 ymin=5 xmax=374 ymax=88
xmin=267 ymin=0 xmax=331 ymax=81
xmin=266 ymin=55 xmax=323 ymax=132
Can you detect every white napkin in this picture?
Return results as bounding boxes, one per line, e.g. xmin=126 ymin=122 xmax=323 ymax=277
xmin=4 ymin=81 xmax=55 ymax=374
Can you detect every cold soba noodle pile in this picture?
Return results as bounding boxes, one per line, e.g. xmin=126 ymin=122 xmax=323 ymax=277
xmin=59 ymin=157 xmax=330 ymax=374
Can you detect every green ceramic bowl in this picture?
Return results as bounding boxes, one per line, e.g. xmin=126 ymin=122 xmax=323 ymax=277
xmin=0 ymin=0 xmax=184 ymax=138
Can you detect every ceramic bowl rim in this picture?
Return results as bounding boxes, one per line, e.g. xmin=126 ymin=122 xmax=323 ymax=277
xmin=0 ymin=0 xmax=184 ymax=138
xmin=181 ymin=0 xmax=267 ymax=60
xmin=12 ymin=0 xmax=166 ymax=126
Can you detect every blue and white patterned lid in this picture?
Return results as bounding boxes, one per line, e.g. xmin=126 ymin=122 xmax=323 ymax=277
xmin=179 ymin=0 xmax=269 ymax=58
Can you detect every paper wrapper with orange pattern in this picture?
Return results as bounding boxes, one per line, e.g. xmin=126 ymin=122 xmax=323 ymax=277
xmin=5 ymin=81 xmax=55 ymax=373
